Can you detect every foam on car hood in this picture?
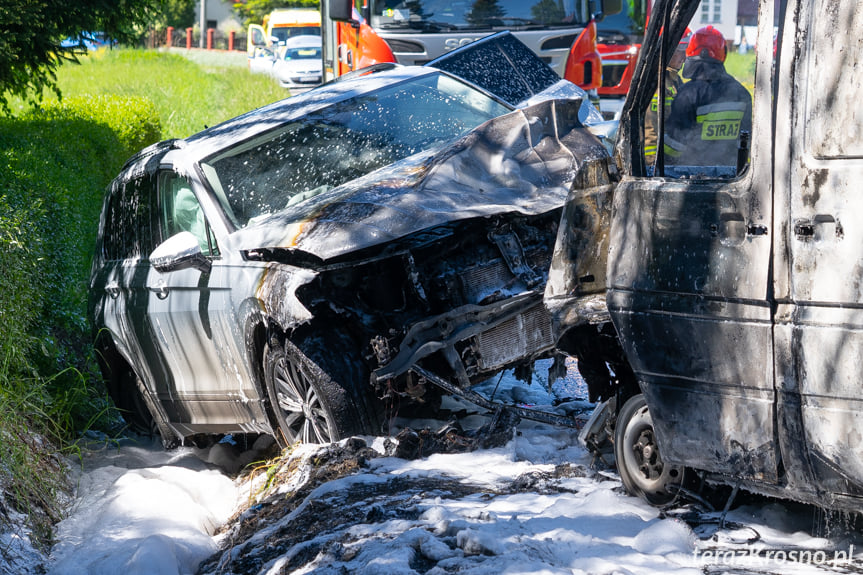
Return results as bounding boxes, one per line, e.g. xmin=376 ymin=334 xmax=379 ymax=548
xmin=231 ymin=98 xmax=610 ymax=264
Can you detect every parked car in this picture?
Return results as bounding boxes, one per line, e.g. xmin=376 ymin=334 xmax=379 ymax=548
xmin=248 ymin=46 xmax=276 ymax=75
xmin=90 ymin=33 xmax=610 ymax=448
xmin=60 ymin=32 xmax=115 ymax=52
xmin=272 ymin=35 xmax=322 ymax=91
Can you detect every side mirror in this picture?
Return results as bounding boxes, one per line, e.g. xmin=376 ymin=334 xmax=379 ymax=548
xmin=600 ymin=0 xmax=623 ymax=16
xmin=150 ymin=232 xmax=212 ymax=274
xmin=329 ymin=0 xmax=354 ymax=22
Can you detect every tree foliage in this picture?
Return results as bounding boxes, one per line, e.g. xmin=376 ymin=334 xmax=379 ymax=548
xmin=152 ymin=0 xmax=197 ymax=31
xmin=0 ymin=0 xmax=162 ymax=111
xmin=466 ymin=0 xmax=506 ymax=26
xmin=234 ymin=0 xmax=320 ymax=26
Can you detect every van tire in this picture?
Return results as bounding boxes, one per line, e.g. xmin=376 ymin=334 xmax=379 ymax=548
xmin=614 ymin=394 xmax=684 ymax=506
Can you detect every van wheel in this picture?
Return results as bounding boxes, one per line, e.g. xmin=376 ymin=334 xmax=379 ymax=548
xmin=614 ymin=394 xmax=684 ymax=505
xmin=264 ymin=333 xmax=377 ymax=447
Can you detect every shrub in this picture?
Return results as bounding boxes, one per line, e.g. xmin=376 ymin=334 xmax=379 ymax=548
xmin=0 ymin=93 xmax=159 ymax=549
xmin=0 ymin=94 xmax=159 ymax=428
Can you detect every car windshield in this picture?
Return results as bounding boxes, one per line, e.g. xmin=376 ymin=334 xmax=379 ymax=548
xmin=372 ymin=0 xmax=591 ymax=30
xmin=284 ymin=46 xmax=320 ymax=60
xmin=272 ymin=26 xmax=320 ymax=44
xmin=202 ymin=72 xmax=510 ymax=228
xmin=596 ymin=0 xmax=646 ymax=42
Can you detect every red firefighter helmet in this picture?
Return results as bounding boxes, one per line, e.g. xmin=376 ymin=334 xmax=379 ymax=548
xmin=686 ymin=25 xmax=727 ymax=62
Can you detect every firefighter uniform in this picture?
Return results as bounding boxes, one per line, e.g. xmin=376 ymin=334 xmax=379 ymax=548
xmin=644 ymin=68 xmax=683 ymax=161
xmin=664 ymin=26 xmax=752 ymax=167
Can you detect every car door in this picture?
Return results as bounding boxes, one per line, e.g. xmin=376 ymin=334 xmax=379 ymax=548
xmin=140 ymin=170 xmax=247 ymax=429
xmin=774 ymin=0 xmax=863 ymax=497
xmin=607 ymin=0 xmax=778 ymax=481
xmin=96 ymin=173 xmax=175 ymax=398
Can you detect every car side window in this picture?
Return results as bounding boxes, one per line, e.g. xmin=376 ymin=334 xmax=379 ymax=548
xmin=158 ymin=172 xmax=219 ymax=257
xmin=643 ymin=17 xmax=758 ymax=180
xmin=102 ymin=175 xmax=159 ymax=261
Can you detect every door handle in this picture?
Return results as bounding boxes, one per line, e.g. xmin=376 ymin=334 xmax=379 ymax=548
xmin=794 ymin=220 xmax=814 ymax=239
xmin=794 ymin=216 xmax=842 ymax=240
xmin=148 ymin=282 xmax=170 ymax=300
xmin=709 ymin=216 xmax=767 ymax=245
xmin=105 ymin=283 xmax=120 ymax=299
xmin=747 ymin=224 xmax=768 ymax=236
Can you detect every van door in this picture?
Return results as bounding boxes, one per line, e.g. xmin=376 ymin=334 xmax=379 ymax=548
xmin=777 ymin=0 xmax=863 ymax=496
xmin=248 ymin=24 xmax=268 ymax=57
xmin=607 ymin=0 xmax=778 ymax=480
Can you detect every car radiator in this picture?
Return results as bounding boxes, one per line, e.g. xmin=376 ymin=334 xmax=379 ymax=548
xmin=474 ymin=304 xmax=554 ymax=372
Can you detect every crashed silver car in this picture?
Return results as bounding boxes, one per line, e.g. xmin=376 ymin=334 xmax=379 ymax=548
xmin=90 ymin=33 xmax=610 ymax=447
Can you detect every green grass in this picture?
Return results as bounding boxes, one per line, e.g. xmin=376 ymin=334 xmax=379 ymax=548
xmin=13 ymin=48 xmax=288 ymax=139
xmin=724 ymin=51 xmax=757 ymax=94
xmin=0 ymin=49 xmax=290 ymax=549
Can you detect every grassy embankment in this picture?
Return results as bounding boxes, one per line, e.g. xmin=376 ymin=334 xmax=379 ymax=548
xmin=723 ymin=51 xmax=757 ymax=94
xmin=0 ymin=48 xmax=285 ymax=548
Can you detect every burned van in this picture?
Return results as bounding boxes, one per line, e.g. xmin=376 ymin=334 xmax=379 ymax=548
xmin=548 ymin=0 xmax=863 ymax=512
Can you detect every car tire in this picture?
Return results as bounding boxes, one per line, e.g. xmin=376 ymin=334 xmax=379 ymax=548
xmin=614 ymin=393 xmax=684 ymax=506
xmin=264 ymin=333 xmax=378 ymax=446
xmin=106 ymin=363 xmax=156 ymax=436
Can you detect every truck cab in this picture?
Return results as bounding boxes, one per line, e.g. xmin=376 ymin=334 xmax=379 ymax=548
xmin=549 ymin=0 xmax=863 ymax=512
xmin=247 ymin=8 xmax=321 ymax=60
xmin=320 ymin=0 xmax=621 ymax=93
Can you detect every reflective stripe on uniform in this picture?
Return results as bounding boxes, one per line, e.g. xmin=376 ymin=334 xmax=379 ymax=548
xmin=650 ymin=94 xmax=676 ymax=113
xmin=663 ymin=134 xmax=686 ymax=157
xmin=695 ymin=102 xmax=747 ymax=141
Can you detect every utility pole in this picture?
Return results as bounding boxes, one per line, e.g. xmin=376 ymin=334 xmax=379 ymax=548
xmin=199 ymin=0 xmax=207 ymax=48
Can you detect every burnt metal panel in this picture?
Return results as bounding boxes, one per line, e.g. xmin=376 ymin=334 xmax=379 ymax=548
xmin=605 ymin=0 xmax=776 ymax=484
xmin=776 ymin=0 xmax=863 ymax=502
xmin=544 ymin=157 xmax=618 ymax=333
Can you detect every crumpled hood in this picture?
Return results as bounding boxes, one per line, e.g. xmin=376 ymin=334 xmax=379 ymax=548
xmin=232 ymin=98 xmax=609 ymax=264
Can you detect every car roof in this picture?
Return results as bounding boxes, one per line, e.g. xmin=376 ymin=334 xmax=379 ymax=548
xmin=127 ymin=33 xmax=597 ymax=182
xmin=135 ymin=66 xmax=447 ymax=178
xmin=268 ymin=9 xmax=320 ymax=26
xmin=284 ymin=35 xmax=321 ymax=48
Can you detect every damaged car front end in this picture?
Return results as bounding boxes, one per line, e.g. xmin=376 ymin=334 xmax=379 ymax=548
xmin=89 ymin=33 xmax=613 ymax=447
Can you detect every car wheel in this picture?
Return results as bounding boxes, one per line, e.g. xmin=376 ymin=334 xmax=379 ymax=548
xmin=107 ymin=364 xmax=156 ymax=436
xmin=614 ymin=394 xmax=684 ymax=505
xmin=264 ymin=334 xmax=377 ymax=446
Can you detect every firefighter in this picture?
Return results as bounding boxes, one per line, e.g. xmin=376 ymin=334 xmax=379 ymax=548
xmin=664 ymin=26 xmax=752 ymax=167
xmin=644 ymin=39 xmax=687 ymax=163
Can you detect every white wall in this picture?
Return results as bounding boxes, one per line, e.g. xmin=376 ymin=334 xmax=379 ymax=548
xmin=690 ymin=0 xmax=739 ymax=44
xmin=195 ymin=0 xmax=243 ymax=32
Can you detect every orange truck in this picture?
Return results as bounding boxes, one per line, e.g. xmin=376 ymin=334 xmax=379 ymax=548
xmin=595 ymin=0 xmax=650 ymax=102
xmin=321 ymin=0 xmax=622 ymax=95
